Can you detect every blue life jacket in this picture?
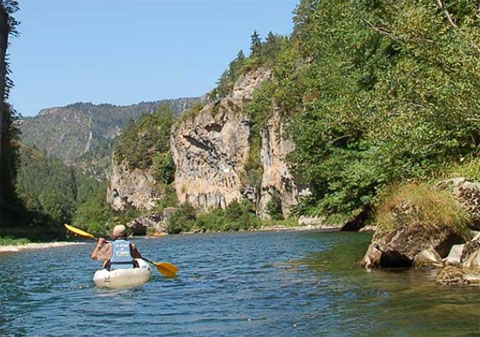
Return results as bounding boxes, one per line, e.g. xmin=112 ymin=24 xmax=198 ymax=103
xmin=110 ymin=240 xmax=134 ymax=270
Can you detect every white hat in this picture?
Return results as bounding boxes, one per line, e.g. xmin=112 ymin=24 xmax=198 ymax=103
xmin=113 ymin=225 xmax=126 ymax=237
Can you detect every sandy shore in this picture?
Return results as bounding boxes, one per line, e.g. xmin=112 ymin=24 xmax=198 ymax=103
xmin=0 ymin=242 xmax=86 ymax=253
xmin=256 ymin=224 xmax=341 ymax=232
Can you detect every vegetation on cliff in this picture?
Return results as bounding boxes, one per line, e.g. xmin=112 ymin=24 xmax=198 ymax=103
xmin=167 ymin=200 xmax=261 ymax=234
xmin=19 ymin=98 xmax=200 ymax=166
xmin=237 ymin=0 xmax=480 ymax=224
xmin=115 ymin=104 xmax=176 ymax=174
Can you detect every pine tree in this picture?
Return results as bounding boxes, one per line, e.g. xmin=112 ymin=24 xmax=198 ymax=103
xmin=250 ymin=30 xmax=261 ymax=55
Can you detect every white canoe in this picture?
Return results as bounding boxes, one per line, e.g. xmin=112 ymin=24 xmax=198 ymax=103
xmin=93 ymin=258 xmax=152 ymax=288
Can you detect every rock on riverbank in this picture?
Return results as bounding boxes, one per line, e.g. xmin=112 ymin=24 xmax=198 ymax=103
xmin=361 ymin=178 xmax=480 ymax=286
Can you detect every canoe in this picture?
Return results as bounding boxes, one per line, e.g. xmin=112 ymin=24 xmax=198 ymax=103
xmin=93 ymin=258 xmax=152 ymax=288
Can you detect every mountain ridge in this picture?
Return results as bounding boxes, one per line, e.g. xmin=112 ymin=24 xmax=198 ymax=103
xmin=18 ymin=97 xmax=201 ymax=180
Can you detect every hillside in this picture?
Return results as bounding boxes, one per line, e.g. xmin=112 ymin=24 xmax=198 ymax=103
xmin=101 ymin=0 xmax=480 ymax=235
xmin=18 ymin=98 xmax=200 ymax=169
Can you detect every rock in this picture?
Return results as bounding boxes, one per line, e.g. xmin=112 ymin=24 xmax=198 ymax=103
xmin=231 ymin=68 xmax=272 ymax=102
xmin=461 ymin=238 xmax=480 ymax=262
xmin=171 ymin=67 xmax=305 ymax=216
xmin=256 ymin=107 xmax=307 ymax=219
xmin=360 ymin=244 xmax=383 ymax=269
xmin=436 ymin=265 xmax=480 ymax=285
xmin=298 ymin=216 xmax=326 ymax=226
xmin=360 ymin=220 xmax=465 ymax=268
xmin=436 ymin=266 xmax=466 ymax=285
xmin=413 ymin=247 xmax=444 ymax=269
xmin=107 ymin=160 xmax=162 ymax=211
xmin=436 ymin=178 xmax=480 ymax=230
xmin=171 ymin=102 xmax=251 ymax=210
xmin=126 ymin=208 xmax=176 ymax=235
xmin=359 ymin=225 xmax=377 ymax=232
xmin=463 ymin=249 xmax=480 ymax=273
xmin=444 ymin=244 xmax=465 ymax=266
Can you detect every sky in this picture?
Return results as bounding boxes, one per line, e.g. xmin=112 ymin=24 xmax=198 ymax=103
xmin=9 ymin=0 xmax=298 ymax=117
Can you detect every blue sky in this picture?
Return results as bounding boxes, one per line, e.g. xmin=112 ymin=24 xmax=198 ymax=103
xmin=10 ymin=0 xmax=298 ymax=117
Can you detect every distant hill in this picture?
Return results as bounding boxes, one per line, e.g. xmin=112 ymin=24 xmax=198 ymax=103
xmin=18 ymin=98 xmax=200 ymax=179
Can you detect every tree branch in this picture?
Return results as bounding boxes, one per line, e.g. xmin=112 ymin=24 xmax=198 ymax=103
xmin=436 ymin=0 xmax=458 ymax=28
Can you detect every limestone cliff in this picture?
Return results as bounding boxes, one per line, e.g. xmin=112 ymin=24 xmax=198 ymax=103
xmin=257 ymin=107 xmax=308 ymax=218
xmin=107 ymin=159 xmax=162 ymax=211
xmin=171 ymin=67 xmax=305 ymax=216
xmin=171 ymin=68 xmax=271 ymax=210
xmin=110 ymin=67 xmax=306 ymax=219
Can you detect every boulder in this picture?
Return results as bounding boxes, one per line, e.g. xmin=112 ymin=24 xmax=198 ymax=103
xmin=360 ymin=221 xmax=465 ymax=268
xmin=444 ymin=244 xmax=465 ymax=266
xmin=360 ymin=244 xmax=383 ymax=269
xmin=359 ymin=225 xmax=377 ymax=232
xmin=126 ymin=208 xmax=177 ymax=235
xmin=436 ymin=265 xmax=480 ymax=285
xmin=436 ymin=266 xmax=467 ymax=285
xmin=462 ymin=249 xmax=480 ymax=273
xmin=413 ymin=247 xmax=444 ymax=269
xmin=461 ymin=238 xmax=480 ymax=262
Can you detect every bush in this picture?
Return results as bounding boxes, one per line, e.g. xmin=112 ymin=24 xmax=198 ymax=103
xmin=167 ymin=203 xmax=197 ymax=234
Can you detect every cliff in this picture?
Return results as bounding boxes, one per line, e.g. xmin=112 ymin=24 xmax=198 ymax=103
xmin=107 ymin=160 xmax=162 ymax=211
xmin=171 ymin=68 xmax=268 ymax=210
xmin=257 ymin=107 xmax=308 ymax=218
xmin=170 ymin=67 xmax=304 ymax=217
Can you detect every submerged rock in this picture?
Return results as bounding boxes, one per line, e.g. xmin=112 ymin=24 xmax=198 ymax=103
xmin=436 ymin=265 xmax=480 ymax=286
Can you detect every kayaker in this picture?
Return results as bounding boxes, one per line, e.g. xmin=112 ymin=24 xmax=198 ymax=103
xmin=91 ymin=224 xmax=142 ymax=270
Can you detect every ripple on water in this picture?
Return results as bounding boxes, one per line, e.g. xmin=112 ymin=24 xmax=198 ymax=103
xmin=0 ymin=232 xmax=479 ymax=336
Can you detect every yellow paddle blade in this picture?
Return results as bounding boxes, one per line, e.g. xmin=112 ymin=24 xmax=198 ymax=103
xmin=153 ymin=262 xmax=178 ymax=278
xmin=64 ymin=224 xmax=95 ymax=240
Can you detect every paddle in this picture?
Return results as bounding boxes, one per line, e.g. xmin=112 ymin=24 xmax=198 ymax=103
xmin=64 ymin=224 xmax=178 ymax=277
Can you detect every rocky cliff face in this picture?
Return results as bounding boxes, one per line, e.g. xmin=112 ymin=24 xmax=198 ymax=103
xmin=111 ymin=67 xmax=305 ymax=218
xmin=171 ymin=68 xmax=271 ymax=210
xmin=257 ymin=107 xmax=307 ymax=218
xmin=171 ymin=67 xmax=304 ymax=217
xmin=107 ymin=160 xmax=162 ymax=211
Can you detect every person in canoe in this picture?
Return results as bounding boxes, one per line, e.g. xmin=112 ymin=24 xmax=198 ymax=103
xmin=91 ymin=224 xmax=143 ymax=270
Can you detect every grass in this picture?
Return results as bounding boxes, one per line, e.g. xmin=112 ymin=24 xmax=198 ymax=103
xmin=374 ymin=182 xmax=471 ymax=232
xmin=0 ymin=236 xmax=31 ymax=246
xmin=440 ymin=156 xmax=480 ymax=181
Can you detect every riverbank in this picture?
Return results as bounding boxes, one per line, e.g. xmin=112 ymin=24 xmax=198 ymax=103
xmin=0 ymin=241 xmax=86 ymax=253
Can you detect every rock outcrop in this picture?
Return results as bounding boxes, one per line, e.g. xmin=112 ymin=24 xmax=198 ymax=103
xmin=171 ymin=101 xmax=252 ymax=210
xmin=256 ymin=107 xmax=308 ymax=218
xmin=112 ymin=67 xmax=306 ymax=219
xmin=126 ymin=208 xmax=176 ymax=235
xmin=107 ymin=160 xmax=162 ymax=211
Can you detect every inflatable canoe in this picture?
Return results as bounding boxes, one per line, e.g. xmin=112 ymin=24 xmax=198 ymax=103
xmin=93 ymin=258 xmax=152 ymax=288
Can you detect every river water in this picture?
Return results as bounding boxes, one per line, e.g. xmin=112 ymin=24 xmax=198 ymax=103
xmin=0 ymin=231 xmax=478 ymax=336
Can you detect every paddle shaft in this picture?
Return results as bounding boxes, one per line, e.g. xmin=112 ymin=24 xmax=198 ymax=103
xmin=64 ymin=224 xmax=177 ymax=277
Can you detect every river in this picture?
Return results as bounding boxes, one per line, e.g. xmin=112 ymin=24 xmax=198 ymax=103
xmin=0 ymin=231 xmax=478 ymax=336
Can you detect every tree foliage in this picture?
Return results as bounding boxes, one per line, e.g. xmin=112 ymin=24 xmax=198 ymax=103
xmin=115 ymin=104 xmax=176 ymax=170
